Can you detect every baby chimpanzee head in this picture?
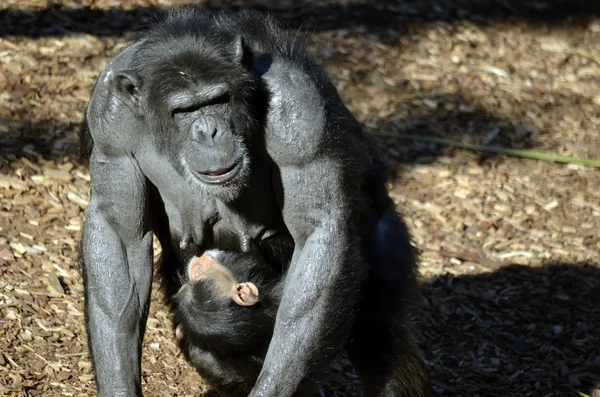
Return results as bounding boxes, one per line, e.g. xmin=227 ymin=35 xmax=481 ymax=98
xmin=174 ymin=250 xmax=260 ymax=340
xmin=185 ymin=251 xmax=259 ymax=306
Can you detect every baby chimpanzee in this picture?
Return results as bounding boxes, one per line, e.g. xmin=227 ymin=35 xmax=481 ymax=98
xmin=173 ymin=250 xmax=322 ymax=397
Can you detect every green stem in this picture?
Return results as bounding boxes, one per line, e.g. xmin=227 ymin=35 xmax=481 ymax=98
xmin=368 ymin=132 xmax=600 ymax=168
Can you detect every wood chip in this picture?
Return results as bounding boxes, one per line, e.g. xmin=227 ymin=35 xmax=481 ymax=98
xmin=0 ymin=3 xmax=599 ymax=396
xmin=45 ymin=272 xmax=65 ymax=295
xmin=44 ymin=169 xmax=72 ymax=181
xmin=0 ymin=174 xmax=28 ymax=190
xmin=0 ymin=248 xmax=14 ymax=261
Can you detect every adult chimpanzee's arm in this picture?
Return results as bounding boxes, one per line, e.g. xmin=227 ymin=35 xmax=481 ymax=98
xmin=82 ymin=153 xmax=153 ymax=396
xmin=251 ymin=159 xmax=363 ymax=397
xmin=81 ymin=40 xmax=153 ymax=397
xmin=250 ymin=58 xmax=368 ymax=391
xmin=249 ymin=56 xmax=368 ymax=396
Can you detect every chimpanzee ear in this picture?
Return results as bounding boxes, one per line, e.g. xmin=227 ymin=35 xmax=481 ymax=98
xmin=232 ymin=282 xmax=259 ymax=307
xmin=113 ymin=71 xmax=142 ymax=111
xmin=233 ymin=35 xmax=255 ymax=72
xmin=233 ymin=35 xmax=245 ymax=63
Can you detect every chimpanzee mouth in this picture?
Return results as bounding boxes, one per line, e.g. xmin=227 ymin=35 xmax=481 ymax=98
xmin=194 ymin=159 xmax=242 ymax=185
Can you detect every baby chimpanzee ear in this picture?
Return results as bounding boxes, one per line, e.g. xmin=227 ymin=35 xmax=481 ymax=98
xmin=231 ymin=282 xmax=259 ymax=306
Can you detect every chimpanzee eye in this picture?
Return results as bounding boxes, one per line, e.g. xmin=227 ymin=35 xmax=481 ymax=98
xmin=172 ymin=103 xmax=202 ymax=116
xmin=172 ymin=104 xmax=202 ymax=117
xmin=203 ymin=92 xmax=230 ymax=107
xmin=170 ymin=93 xmax=230 ymax=117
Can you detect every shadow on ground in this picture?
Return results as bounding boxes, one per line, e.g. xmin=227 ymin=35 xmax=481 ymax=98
xmin=1 ymin=0 xmax=599 ymax=37
xmin=321 ymin=262 xmax=600 ymax=397
xmin=421 ymin=262 xmax=600 ymax=397
xmin=1 ymin=0 xmax=595 ymax=168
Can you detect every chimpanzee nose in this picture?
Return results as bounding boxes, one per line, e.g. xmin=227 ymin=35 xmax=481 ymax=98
xmin=190 ymin=116 xmax=218 ymax=142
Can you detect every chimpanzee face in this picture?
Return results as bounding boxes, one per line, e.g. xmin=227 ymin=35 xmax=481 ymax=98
xmin=114 ymin=32 xmax=263 ymax=201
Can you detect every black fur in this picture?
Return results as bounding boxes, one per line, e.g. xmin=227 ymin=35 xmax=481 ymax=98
xmin=174 ymin=252 xmax=282 ymax=396
xmin=80 ymin=9 xmax=432 ymax=397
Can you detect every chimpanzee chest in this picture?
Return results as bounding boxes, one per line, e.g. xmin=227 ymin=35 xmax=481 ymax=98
xmin=209 ymin=199 xmax=287 ymax=253
xmin=159 ymin=181 xmax=286 ymax=255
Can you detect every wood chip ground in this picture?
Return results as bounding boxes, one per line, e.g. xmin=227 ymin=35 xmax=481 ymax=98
xmin=0 ymin=1 xmax=599 ymax=396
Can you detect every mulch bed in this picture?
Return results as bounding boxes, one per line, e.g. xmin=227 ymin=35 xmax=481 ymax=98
xmin=1 ymin=1 xmax=599 ymax=396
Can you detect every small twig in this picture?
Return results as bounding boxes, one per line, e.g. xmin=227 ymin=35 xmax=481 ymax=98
xmin=55 ymin=352 xmax=88 ymax=358
xmin=3 ymin=352 xmax=19 ymax=368
xmin=568 ymin=388 xmax=590 ymax=397
xmin=489 ymin=251 xmax=534 ymax=259
xmin=573 ymin=48 xmax=600 ymax=66
xmin=473 ymin=65 xmax=511 ymax=81
xmin=367 ymin=132 xmax=600 ymax=168
xmin=421 ymin=248 xmax=511 ymax=268
xmin=481 ymin=127 xmax=501 ymax=146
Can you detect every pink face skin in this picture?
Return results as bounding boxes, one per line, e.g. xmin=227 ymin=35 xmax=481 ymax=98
xmin=176 ymin=251 xmax=259 ymax=340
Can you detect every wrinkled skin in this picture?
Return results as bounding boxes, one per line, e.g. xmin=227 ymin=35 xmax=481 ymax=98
xmin=80 ymin=9 xmax=432 ymax=397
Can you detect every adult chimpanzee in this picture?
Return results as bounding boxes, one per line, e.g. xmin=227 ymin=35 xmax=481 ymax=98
xmin=173 ymin=250 xmax=321 ymax=397
xmin=80 ymin=9 xmax=432 ymax=397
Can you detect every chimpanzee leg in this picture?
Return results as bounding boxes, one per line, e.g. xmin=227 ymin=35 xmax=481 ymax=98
xmin=203 ymin=382 xmax=323 ymax=397
xmin=348 ymin=208 xmax=433 ymax=397
xmin=348 ymin=310 xmax=432 ymax=397
xmin=293 ymin=380 xmax=325 ymax=397
xmin=186 ymin=342 xmax=323 ymax=397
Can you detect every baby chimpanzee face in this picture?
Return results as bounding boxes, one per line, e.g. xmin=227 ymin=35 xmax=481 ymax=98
xmin=180 ymin=250 xmax=259 ymax=305
xmin=174 ymin=250 xmax=260 ymax=340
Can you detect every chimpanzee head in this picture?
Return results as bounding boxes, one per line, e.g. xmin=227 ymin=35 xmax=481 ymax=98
xmin=112 ymin=14 xmax=266 ymax=201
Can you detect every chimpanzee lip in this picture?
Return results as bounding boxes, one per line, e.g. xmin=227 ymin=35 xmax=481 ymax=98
xmin=194 ymin=159 xmax=242 ymax=184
